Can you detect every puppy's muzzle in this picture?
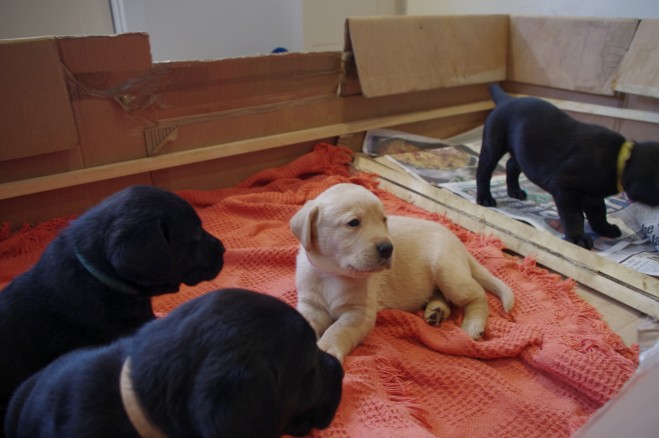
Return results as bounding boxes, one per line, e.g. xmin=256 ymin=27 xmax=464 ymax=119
xmin=376 ymin=241 xmax=394 ymax=260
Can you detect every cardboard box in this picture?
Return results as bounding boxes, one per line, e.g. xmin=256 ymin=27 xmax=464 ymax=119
xmin=1 ymin=15 xmax=658 ymax=316
xmin=0 ymin=38 xmax=77 ymax=162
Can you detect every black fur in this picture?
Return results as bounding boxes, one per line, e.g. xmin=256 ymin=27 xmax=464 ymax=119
xmin=0 ymin=185 xmax=225 ymax=429
xmin=476 ymin=84 xmax=659 ymax=249
xmin=5 ymin=288 xmax=344 ymax=438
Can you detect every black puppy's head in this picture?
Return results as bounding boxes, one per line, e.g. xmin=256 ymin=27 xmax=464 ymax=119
xmin=72 ymin=185 xmax=224 ymax=296
xmin=130 ymin=288 xmax=343 ymax=438
xmin=624 ymin=141 xmax=659 ymax=206
xmin=281 ymin=349 xmax=344 ymax=436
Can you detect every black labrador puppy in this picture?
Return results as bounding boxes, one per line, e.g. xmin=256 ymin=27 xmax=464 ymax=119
xmin=476 ymin=84 xmax=659 ymax=249
xmin=5 ymin=288 xmax=344 ymax=438
xmin=0 ymin=185 xmax=225 ymax=428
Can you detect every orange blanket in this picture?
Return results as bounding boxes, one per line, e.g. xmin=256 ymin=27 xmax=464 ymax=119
xmin=0 ymin=144 xmax=638 ymax=437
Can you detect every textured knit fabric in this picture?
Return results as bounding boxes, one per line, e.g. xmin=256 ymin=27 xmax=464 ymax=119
xmin=0 ymin=144 xmax=638 ymax=437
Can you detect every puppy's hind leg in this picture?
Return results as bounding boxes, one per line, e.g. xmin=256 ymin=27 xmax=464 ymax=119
xmin=461 ymin=294 xmax=489 ymax=340
xmin=423 ymin=291 xmax=451 ymax=326
xmin=436 ymin=266 xmax=490 ymax=339
xmin=476 ymin=122 xmax=508 ymax=207
xmin=505 ymin=157 xmax=527 ymax=200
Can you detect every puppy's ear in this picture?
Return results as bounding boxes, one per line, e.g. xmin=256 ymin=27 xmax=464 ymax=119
xmin=290 ymin=202 xmax=319 ymax=252
xmin=107 ymin=218 xmax=174 ymax=286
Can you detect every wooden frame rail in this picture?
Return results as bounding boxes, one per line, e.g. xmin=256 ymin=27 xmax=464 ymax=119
xmin=353 ymin=155 xmax=659 ymax=319
xmin=0 ymin=101 xmax=494 ymax=201
xmin=3 ymin=96 xmax=658 ymax=201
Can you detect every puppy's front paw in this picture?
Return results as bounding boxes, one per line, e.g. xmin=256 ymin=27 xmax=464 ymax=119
xmin=322 ymin=346 xmax=344 ymax=364
xmin=317 ymin=339 xmax=345 ymax=364
xmin=507 ymin=188 xmax=527 ymax=200
xmin=566 ymin=234 xmax=593 ymax=250
xmin=424 ymin=300 xmax=451 ymax=326
xmin=476 ymin=193 xmax=497 ymax=207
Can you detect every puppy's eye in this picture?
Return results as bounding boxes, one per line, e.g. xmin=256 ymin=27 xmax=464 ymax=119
xmin=347 ymin=219 xmax=360 ymax=228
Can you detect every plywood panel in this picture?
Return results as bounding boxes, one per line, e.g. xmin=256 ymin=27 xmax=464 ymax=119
xmin=0 ymin=38 xmax=78 ymax=161
xmin=615 ymin=19 xmax=659 ymax=98
xmin=347 ymin=15 xmax=508 ymax=97
xmin=509 ymin=16 xmax=638 ymax=95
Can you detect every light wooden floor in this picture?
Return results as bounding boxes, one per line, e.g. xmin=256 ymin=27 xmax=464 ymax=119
xmin=575 ymin=285 xmax=647 ymax=346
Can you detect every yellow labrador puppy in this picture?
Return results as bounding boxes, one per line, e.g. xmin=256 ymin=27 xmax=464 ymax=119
xmin=290 ymin=183 xmax=514 ymax=362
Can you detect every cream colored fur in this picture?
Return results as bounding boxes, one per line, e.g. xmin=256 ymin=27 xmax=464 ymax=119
xmin=290 ymin=183 xmax=514 ymax=363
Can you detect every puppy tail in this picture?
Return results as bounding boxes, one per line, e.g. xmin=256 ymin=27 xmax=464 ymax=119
xmin=489 ymin=84 xmax=513 ymax=106
xmin=469 ymin=257 xmax=515 ymax=313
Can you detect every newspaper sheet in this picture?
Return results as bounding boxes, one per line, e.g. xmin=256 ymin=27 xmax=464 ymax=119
xmin=363 ymin=128 xmax=659 ymax=276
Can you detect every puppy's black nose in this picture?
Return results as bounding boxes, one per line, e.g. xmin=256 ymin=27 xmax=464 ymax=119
xmin=376 ymin=242 xmax=394 ymax=259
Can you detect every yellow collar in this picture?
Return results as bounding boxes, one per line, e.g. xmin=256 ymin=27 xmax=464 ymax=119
xmin=616 ymin=140 xmax=634 ymax=193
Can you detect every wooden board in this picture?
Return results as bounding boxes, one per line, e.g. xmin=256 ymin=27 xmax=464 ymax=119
xmin=0 ymin=38 xmax=78 ymax=161
xmin=353 ymin=155 xmax=659 ymax=319
xmin=347 ymin=15 xmax=508 ymax=97
xmin=509 ymin=16 xmax=638 ymax=95
xmin=0 ymin=100 xmax=494 ymax=201
xmin=7 ymin=90 xmax=659 ymax=202
xmin=615 ymin=19 xmax=659 ymax=99
xmin=513 ymin=94 xmax=659 ymax=124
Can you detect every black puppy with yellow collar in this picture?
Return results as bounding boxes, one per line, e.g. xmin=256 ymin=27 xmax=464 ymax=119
xmin=476 ymin=84 xmax=659 ymax=249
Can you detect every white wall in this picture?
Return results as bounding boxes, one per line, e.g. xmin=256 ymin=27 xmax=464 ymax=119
xmin=405 ymin=0 xmax=659 ymax=19
xmin=301 ymin=0 xmax=401 ymax=52
xmin=0 ymin=0 xmax=399 ymax=61
xmin=111 ymin=0 xmax=304 ymax=61
xmin=2 ymin=0 xmax=658 ymax=61
xmin=0 ymin=0 xmax=113 ymax=39
xmin=114 ymin=0 xmax=400 ymax=61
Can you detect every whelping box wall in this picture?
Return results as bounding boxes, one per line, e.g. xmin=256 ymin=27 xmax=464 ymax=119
xmin=1 ymin=15 xmax=658 ymax=226
xmin=2 ymin=14 xmax=659 ymax=318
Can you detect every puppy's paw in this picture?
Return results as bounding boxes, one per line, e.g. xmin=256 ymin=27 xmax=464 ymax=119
xmin=566 ymin=234 xmax=593 ymax=250
xmin=424 ymin=300 xmax=451 ymax=326
xmin=507 ymin=188 xmax=527 ymax=200
xmin=323 ymin=346 xmax=344 ymax=364
xmin=318 ymin=340 xmax=345 ymax=364
xmin=462 ymin=320 xmax=485 ymax=340
xmin=594 ymin=223 xmax=622 ymax=238
xmin=476 ymin=193 xmax=497 ymax=207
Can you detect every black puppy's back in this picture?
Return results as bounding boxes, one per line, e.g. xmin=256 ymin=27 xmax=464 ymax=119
xmin=480 ymin=84 xmax=626 ymax=191
xmin=6 ymin=289 xmax=343 ymax=438
xmin=5 ymin=345 xmax=133 ymax=438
